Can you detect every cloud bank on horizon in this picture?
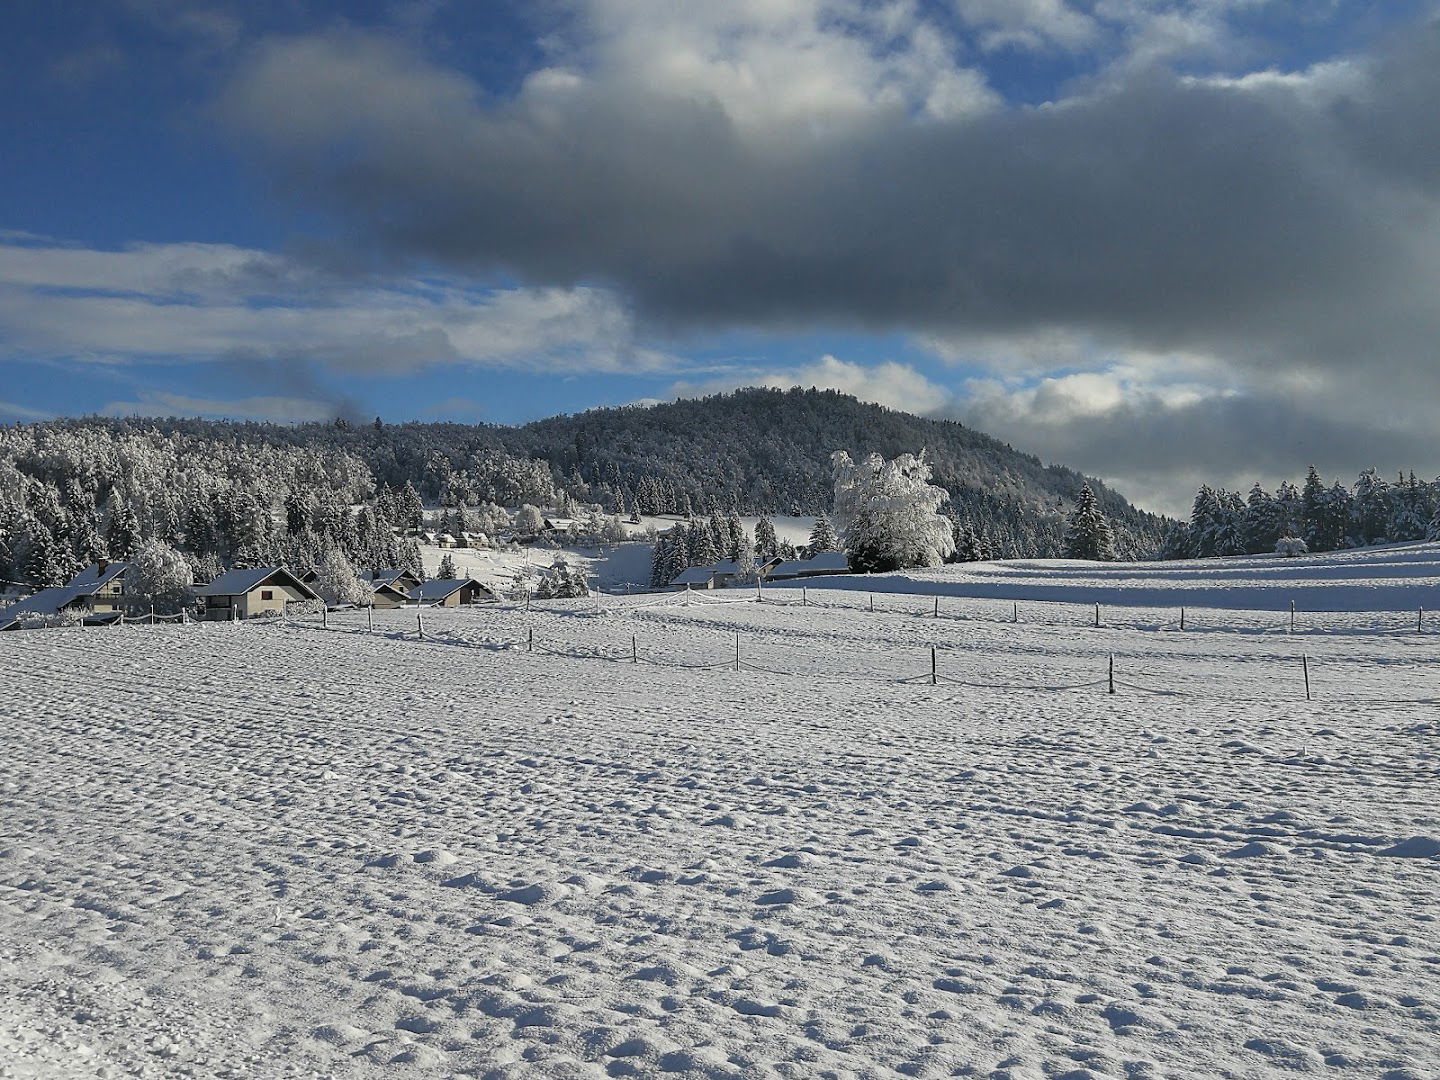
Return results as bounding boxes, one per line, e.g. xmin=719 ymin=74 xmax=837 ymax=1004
xmin=2 ymin=0 xmax=1439 ymax=514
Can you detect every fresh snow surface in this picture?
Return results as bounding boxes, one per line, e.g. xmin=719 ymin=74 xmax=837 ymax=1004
xmin=3 ymin=581 xmax=1439 ymax=1077
xmin=779 ymin=542 xmax=1440 ymax=613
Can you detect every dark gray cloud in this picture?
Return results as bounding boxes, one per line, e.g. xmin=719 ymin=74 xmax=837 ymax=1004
xmin=217 ymin=21 xmax=1440 ymax=378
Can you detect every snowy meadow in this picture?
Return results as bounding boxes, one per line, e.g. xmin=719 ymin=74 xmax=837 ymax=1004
xmin=3 ymin=557 xmax=1440 ymax=1078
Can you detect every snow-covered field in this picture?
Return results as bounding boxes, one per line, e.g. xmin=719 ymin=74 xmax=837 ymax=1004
xmin=4 ymin=572 xmax=1440 ymax=1077
xmin=785 ymin=542 xmax=1440 ymax=613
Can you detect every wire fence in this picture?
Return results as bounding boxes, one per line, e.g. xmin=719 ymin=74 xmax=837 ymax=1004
xmin=261 ymin=604 xmax=1440 ymax=707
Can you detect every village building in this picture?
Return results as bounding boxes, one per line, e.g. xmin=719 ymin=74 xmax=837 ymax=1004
xmin=668 ymin=566 xmax=719 ymax=590
xmin=364 ymin=568 xmax=423 ymax=593
xmin=0 ymin=560 xmax=134 ymax=630
xmin=767 ymin=551 xmax=851 ymax=580
xmin=408 ymin=577 xmax=497 ymax=606
xmin=196 ymin=567 xmax=321 ymax=620
xmin=370 ymin=580 xmax=411 ymax=608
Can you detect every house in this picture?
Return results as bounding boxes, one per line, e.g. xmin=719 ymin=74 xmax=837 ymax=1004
xmin=370 ymin=580 xmax=411 ymax=608
xmin=408 ymin=577 xmax=497 ymax=606
xmin=668 ymin=566 xmax=719 ymax=590
xmin=436 ymin=532 xmax=458 ymax=549
xmin=712 ymin=555 xmax=784 ymax=588
xmin=196 ymin=567 xmax=321 ymax=620
xmin=542 ymin=517 xmax=577 ymax=533
xmin=0 ymin=560 xmax=135 ymax=629
xmin=365 ymin=568 xmax=423 ymax=593
xmin=68 ymin=560 xmax=131 ymax=613
xmin=781 ymin=550 xmax=852 ymax=578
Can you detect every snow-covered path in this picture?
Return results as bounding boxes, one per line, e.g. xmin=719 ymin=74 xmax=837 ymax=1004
xmin=3 ymin=599 xmax=1438 ymax=1078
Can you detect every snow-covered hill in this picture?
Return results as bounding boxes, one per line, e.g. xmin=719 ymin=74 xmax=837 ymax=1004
xmin=2 ymin=574 xmax=1437 ymax=1076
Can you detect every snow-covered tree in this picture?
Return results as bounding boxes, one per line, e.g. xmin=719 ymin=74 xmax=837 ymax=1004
xmin=535 ymin=556 xmax=589 ymax=599
xmin=1063 ymin=483 xmax=1116 ymax=561
xmin=1241 ymin=484 xmax=1282 ymax=555
xmin=831 ymin=450 xmax=955 ymax=572
xmin=1275 ymin=535 xmax=1308 ymax=557
xmin=127 ymin=537 xmax=195 ymax=613
xmin=437 ymin=553 xmax=457 ymax=579
xmin=515 ymin=504 xmax=544 ymax=533
xmin=754 ymin=517 xmax=778 ymax=558
xmin=105 ymin=494 xmax=140 ymax=559
xmin=807 ymin=512 xmax=838 ymax=553
xmin=313 ymin=546 xmax=372 ymax=608
xmin=1353 ymin=468 xmax=1391 ymax=546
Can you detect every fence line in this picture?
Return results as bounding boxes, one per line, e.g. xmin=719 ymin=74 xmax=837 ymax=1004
xmin=266 ymin=608 xmax=1440 ymax=706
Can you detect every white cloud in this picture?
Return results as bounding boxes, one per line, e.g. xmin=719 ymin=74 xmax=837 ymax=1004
xmin=669 ymin=354 xmax=952 ymax=414
xmin=0 ymin=238 xmax=668 ymax=375
xmin=99 ymin=392 xmax=336 ymax=423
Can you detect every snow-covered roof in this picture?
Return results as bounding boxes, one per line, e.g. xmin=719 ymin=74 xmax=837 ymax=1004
xmin=543 ymin=517 xmax=577 ymax=530
xmin=410 ymin=577 xmax=495 ymax=601
xmin=364 ymin=568 xmax=418 ymax=587
xmin=769 ymin=551 xmax=850 ymax=577
xmin=795 ymin=551 xmax=850 ymax=572
xmin=712 ymin=555 xmax=780 ymax=576
xmin=0 ymin=585 xmax=84 ymax=626
xmin=196 ymin=567 xmax=319 ymax=599
xmin=670 ymin=566 xmax=717 ymax=586
xmin=68 ymin=561 xmax=131 ymax=591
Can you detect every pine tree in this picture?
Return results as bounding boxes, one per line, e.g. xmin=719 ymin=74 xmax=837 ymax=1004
xmin=105 ymin=495 xmax=140 ymax=559
xmin=21 ymin=517 xmax=69 ymax=586
xmin=438 ymin=553 xmax=457 ymax=579
xmin=1240 ymin=483 xmax=1282 ymax=555
xmin=807 ymin=512 xmax=838 ymax=553
xmin=1301 ymin=466 xmax=1328 ymax=551
xmin=1063 ymin=483 xmax=1115 ymax=561
xmin=754 ymin=517 xmax=778 ymax=558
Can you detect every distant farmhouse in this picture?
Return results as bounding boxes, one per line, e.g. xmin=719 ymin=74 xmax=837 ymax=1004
xmin=0 ymin=560 xmax=131 ymax=630
xmin=668 ymin=551 xmax=851 ymax=591
xmin=196 ymin=567 xmax=321 ymax=621
xmin=408 ymin=578 xmax=498 ymax=606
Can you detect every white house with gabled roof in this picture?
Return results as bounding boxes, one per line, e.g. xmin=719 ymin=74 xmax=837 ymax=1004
xmin=196 ymin=567 xmax=321 ymax=620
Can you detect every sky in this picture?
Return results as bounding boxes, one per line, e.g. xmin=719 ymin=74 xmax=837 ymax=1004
xmin=2 ymin=0 xmax=1438 ymax=515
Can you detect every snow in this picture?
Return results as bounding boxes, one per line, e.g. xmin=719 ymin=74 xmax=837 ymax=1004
xmin=776 ymin=541 xmax=1440 ymax=612
xmin=3 ymin=554 xmax=1440 ymax=1076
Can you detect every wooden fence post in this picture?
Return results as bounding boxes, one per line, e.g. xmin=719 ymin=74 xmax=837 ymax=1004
xmin=528 ymin=627 xmax=534 ymax=653
xmin=1013 ymin=601 xmax=1018 ymax=624
xmin=869 ymin=593 xmax=874 ymax=613
xmin=1419 ymin=607 xmax=1424 ymax=633
xmin=1290 ymin=599 xmax=1296 ymax=634
xmin=322 ymin=606 xmax=328 ymax=629
xmin=1094 ymin=603 xmax=1101 ymax=628
xmin=1302 ymin=654 xmax=1311 ymax=700
xmin=802 ymin=587 xmax=808 ymax=607
xmin=149 ymin=604 xmax=155 ymax=626
xmin=632 ymin=635 xmax=638 ymax=664
xmin=367 ymin=605 xmax=374 ymax=633
xmin=1108 ymin=653 xmax=1115 ymax=694
xmin=933 ymin=595 xmax=940 ymax=618
xmin=930 ymin=646 xmax=937 ymax=686
xmin=734 ymin=632 xmax=741 ymax=673
xmin=417 ymin=611 xmax=424 ymax=639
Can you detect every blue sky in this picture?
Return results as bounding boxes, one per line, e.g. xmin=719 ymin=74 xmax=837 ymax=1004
xmin=2 ymin=1 xmax=1437 ymax=513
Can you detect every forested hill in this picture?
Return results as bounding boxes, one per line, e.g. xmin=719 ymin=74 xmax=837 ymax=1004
xmin=507 ymin=389 xmax=1165 ymax=557
xmin=9 ymin=388 xmax=1167 ymax=559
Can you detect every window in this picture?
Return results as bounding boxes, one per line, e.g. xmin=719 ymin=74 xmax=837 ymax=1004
xmin=261 ymin=590 xmax=274 ymax=601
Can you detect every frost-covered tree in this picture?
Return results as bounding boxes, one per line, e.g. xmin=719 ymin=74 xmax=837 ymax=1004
xmin=1063 ymin=483 xmax=1116 ymax=561
xmin=832 ymin=450 xmax=955 ymax=572
xmin=807 ymin=512 xmax=838 ymax=553
xmin=535 ymin=556 xmax=589 ymax=599
xmin=127 ymin=538 xmax=195 ymax=613
xmin=1352 ymin=468 xmax=1391 ymax=546
xmin=437 ymin=553 xmax=457 ymax=579
xmin=105 ymin=494 xmax=140 ymax=559
xmin=313 ymin=546 xmax=372 ymax=608
xmin=515 ymin=504 xmax=544 ymax=533
xmin=1241 ymin=484 xmax=1283 ymax=555
xmin=1275 ymin=535 xmax=1308 ymax=557
xmin=754 ymin=517 xmax=778 ymax=558
xmin=20 ymin=517 xmax=69 ymax=586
